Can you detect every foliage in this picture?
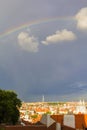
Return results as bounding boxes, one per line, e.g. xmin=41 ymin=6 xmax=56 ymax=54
xmin=48 ymin=102 xmax=58 ymax=105
xmin=45 ymin=111 xmax=51 ymax=115
xmin=31 ymin=114 xmax=38 ymax=119
xmin=0 ymin=89 xmax=21 ymax=125
xmin=0 ymin=128 xmax=5 ymax=130
xmin=48 ymin=102 xmax=65 ymax=106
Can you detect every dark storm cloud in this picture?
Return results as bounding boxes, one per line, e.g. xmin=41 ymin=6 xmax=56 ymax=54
xmin=0 ymin=0 xmax=87 ymax=101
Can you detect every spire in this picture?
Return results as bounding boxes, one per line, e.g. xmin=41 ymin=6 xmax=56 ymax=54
xmin=82 ymin=99 xmax=85 ymax=105
xmin=42 ymin=95 xmax=45 ymax=102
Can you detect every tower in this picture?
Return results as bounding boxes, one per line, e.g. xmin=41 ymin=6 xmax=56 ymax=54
xmin=42 ymin=95 xmax=45 ymax=102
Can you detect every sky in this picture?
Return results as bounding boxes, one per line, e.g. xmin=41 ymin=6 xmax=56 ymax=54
xmin=0 ymin=0 xmax=87 ymax=102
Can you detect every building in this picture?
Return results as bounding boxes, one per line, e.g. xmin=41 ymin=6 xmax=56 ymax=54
xmin=75 ymin=100 xmax=87 ymax=114
xmin=50 ymin=114 xmax=87 ymax=130
xmin=1 ymin=114 xmax=87 ymax=130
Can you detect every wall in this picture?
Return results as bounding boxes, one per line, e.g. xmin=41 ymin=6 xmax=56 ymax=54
xmin=0 ymin=125 xmax=47 ymax=130
xmin=62 ymin=125 xmax=76 ymax=130
xmin=48 ymin=123 xmax=56 ymax=130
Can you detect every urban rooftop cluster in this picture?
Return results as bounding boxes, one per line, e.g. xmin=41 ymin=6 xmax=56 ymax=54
xmin=20 ymin=99 xmax=87 ymax=124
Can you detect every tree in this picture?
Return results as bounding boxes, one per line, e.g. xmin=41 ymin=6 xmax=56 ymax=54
xmin=0 ymin=89 xmax=21 ymax=125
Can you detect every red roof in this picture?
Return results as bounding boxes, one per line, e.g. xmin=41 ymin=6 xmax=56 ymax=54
xmin=51 ymin=114 xmax=87 ymax=129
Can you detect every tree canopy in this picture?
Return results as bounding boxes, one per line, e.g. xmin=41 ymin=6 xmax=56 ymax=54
xmin=0 ymin=89 xmax=21 ymax=125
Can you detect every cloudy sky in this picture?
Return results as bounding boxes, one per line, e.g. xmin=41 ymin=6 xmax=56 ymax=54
xmin=0 ymin=0 xmax=87 ymax=102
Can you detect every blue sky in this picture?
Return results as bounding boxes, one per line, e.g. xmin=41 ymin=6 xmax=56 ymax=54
xmin=0 ymin=0 xmax=87 ymax=102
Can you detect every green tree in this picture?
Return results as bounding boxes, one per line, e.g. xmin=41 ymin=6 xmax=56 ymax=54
xmin=0 ymin=89 xmax=21 ymax=125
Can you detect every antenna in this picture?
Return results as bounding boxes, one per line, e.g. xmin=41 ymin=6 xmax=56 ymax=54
xmin=42 ymin=95 xmax=45 ymax=102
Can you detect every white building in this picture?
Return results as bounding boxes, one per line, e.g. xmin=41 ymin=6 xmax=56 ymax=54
xmin=75 ymin=100 xmax=86 ymax=114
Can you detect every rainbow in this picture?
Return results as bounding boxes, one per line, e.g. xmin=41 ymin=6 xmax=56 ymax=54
xmin=0 ymin=16 xmax=74 ymax=39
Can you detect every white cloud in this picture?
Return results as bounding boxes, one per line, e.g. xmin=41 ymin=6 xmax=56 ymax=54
xmin=77 ymin=82 xmax=87 ymax=88
xmin=18 ymin=32 xmax=39 ymax=52
xmin=70 ymin=82 xmax=87 ymax=89
xmin=42 ymin=29 xmax=76 ymax=45
xmin=75 ymin=7 xmax=87 ymax=30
